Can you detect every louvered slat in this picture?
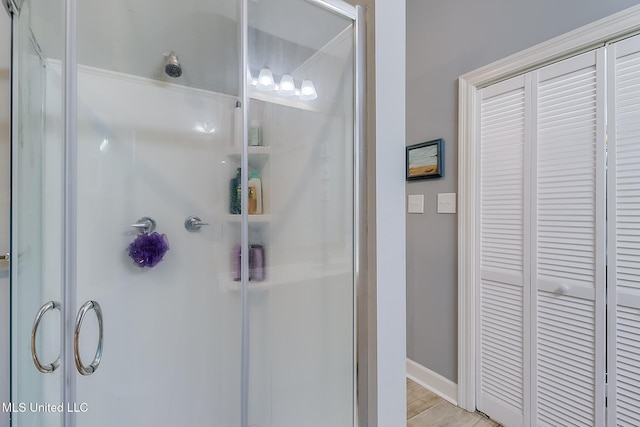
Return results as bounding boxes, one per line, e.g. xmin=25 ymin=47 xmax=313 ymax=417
xmin=615 ymin=306 xmax=640 ymax=425
xmin=478 ymin=77 xmax=526 ymax=426
xmin=536 ymin=293 xmax=596 ymax=426
xmin=481 ymin=81 xmax=525 ymax=275
xmin=480 ymin=279 xmax=524 ymax=412
xmin=616 ymin=51 xmax=640 ymax=293
xmin=534 ymin=50 xmax=604 ymax=427
xmin=537 ymin=60 xmax=597 ymax=288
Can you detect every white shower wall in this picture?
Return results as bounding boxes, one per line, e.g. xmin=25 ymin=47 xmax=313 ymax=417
xmin=41 ymin=54 xmax=353 ymax=427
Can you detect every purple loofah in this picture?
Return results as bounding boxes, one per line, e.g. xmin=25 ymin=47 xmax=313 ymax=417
xmin=128 ymin=232 xmax=170 ymax=268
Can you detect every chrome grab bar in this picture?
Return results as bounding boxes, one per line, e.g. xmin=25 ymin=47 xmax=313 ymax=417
xmin=31 ymin=301 xmax=62 ymax=373
xmin=74 ymin=300 xmax=104 ymax=375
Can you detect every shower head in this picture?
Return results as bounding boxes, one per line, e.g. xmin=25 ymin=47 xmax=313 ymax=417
xmin=163 ymin=51 xmax=182 ymax=78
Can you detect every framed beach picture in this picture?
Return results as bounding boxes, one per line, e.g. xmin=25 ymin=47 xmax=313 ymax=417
xmin=406 ymin=139 xmax=444 ymax=180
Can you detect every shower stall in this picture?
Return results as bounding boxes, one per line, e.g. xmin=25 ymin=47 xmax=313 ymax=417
xmin=8 ymin=0 xmax=364 ymax=425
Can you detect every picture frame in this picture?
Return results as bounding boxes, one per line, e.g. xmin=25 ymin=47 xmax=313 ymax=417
xmin=406 ymin=138 xmax=444 ymax=180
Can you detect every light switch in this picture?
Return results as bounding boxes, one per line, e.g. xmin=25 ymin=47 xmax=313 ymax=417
xmin=408 ymin=194 xmax=424 ymax=214
xmin=437 ymin=193 xmax=456 ymax=214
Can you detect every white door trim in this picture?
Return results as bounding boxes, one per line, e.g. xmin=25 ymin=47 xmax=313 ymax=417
xmin=457 ymin=3 xmax=640 ymax=412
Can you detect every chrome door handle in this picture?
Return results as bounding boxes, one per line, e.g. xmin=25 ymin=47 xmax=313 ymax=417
xmin=0 ymin=252 xmax=8 ymax=261
xmin=74 ymin=300 xmax=104 ymax=375
xmin=31 ymin=301 xmax=61 ymax=373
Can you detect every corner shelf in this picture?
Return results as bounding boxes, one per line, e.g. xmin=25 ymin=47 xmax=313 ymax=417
xmin=225 ymin=146 xmax=271 ymax=171
xmin=222 ymin=260 xmax=351 ymax=292
xmin=223 ymin=121 xmax=273 ymax=294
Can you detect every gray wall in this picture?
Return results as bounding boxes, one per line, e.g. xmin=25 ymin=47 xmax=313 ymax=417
xmin=406 ymin=0 xmax=640 ymax=383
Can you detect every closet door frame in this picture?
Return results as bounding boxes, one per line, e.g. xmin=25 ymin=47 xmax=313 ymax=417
xmin=457 ymin=4 xmax=640 ymax=413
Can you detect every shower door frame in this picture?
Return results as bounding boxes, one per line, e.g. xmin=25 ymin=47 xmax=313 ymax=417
xmin=61 ymin=0 xmax=77 ymax=424
xmin=8 ymin=0 xmax=367 ymax=424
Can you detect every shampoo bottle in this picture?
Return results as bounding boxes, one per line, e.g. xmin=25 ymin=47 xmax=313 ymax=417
xmin=248 ymin=172 xmax=263 ymax=214
xmin=233 ymin=101 xmax=242 ymax=148
xmin=236 ymin=170 xmax=242 ymax=214
xmin=230 ymin=168 xmax=241 ymax=214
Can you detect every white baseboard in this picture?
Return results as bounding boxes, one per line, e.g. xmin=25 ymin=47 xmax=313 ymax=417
xmin=406 ymin=358 xmax=458 ymax=406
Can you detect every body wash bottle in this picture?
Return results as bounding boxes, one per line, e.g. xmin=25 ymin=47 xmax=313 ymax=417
xmin=248 ymin=186 xmax=257 ymax=215
xmin=248 ymin=172 xmax=263 ymax=214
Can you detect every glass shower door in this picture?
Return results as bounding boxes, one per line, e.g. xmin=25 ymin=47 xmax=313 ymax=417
xmin=72 ymin=0 xmax=242 ymax=426
xmin=245 ymin=1 xmax=357 ymax=426
xmin=11 ymin=0 xmax=65 ymax=425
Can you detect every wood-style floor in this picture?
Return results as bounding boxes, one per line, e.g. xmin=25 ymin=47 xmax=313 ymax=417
xmin=407 ymin=378 xmax=502 ymax=427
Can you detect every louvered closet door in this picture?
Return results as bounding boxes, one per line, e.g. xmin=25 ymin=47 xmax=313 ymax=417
xmin=608 ymin=33 xmax=640 ymax=427
xmin=532 ymin=50 xmax=606 ymax=427
xmin=478 ymin=75 xmax=530 ymax=427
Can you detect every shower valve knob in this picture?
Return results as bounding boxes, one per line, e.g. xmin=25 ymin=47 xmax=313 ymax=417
xmin=131 ymin=217 xmax=156 ymax=235
xmin=184 ymin=216 xmax=209 ymax=232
